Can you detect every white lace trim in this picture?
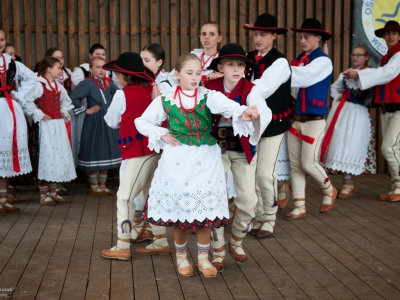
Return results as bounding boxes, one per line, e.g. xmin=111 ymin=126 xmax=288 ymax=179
xmin=148 ymin=127 xmax=170 ymax=153
xmin=161 ymin=87 xmax=210 ymax=108
xmin=232 ymin=106 xmax=254 ymax=137
xmin=345 ymin=69 xmax=361 ymax=90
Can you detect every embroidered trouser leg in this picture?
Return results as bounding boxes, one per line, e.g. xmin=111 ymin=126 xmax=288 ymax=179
xmin=225 ymin=151 xmax=258 ymax=238
xmin=116 ymin=154 xmax=160 ymax=241
xmin=255 ymin=134 xmax=284 ymax=221
xmin=288 ymin=120 xmax=329 ymax=199
xmin=380 ymin=111 xmax=400 ymax=181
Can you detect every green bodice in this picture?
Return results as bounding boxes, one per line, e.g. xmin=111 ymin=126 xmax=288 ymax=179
xmin=162 ymin=95 xmax=217 ymax=146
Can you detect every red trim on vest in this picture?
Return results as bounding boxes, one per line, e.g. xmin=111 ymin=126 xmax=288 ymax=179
xmin=291 ymin=55 xmax=310 ymax=113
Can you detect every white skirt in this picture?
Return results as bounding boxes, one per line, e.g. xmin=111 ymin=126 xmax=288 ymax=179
xmin=322 ymin=99 xmax=371 ymax=175
xmin=0 ymin=98 xmax=32 ymax=177
xmin=147 ymin=144 xmax=229 ymax=223
xmin=277 ymin=133 xmax=291 ymax=180
xmin=38 ymin=119 xmax=76 ymax=182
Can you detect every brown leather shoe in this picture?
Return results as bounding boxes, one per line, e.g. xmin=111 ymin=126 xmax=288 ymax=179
xmin=249 ymin=221 xmax=262 ymax=235
xmin=51 ymin=194 xmax=70 ymax=203
xmin=7 ymin=185 xmax=21 ymax=193
xmin=56 ymin=187 xmax=70 ymax=195
xmin=102 ymin=246 xmax=131 ymax=260
xmin=0 ymin=206 xmax=5 ymax=214
xmin=389 ymin=194 xmax=400 ymax=202
xmin=278 ymin=182 xmax=290 ymax=209
xmin=285 ymin=199 xmax=306 ymax=220
xmin=228 ymin=235 xmax=248 ymax=264
xmin=256 ymin=220 xmax=274 ymax=239
xmin=6 ymin=194 xmax=20 ymax=203
xmin=99 ymin=186 xmax=114 ymax=195
xmin=1 ymin=203 xmax=20 ymax=212
xmin=211 ymin=246 xmax=225 ymax=272
xmin=320 ymin=186 xmax=337 ymax=213
xmin=380 ymin=193 xmax=391 ymax=201
xmin=338 ymin=183 xmax=355 ymax=199
xmin=40 ymin=195 xmax=55 ymax=206
xmin=136 ymin=245 xmax=170 ymax=254
xmin=132 ymin=223 xmax=154 ymax=243
xmin=199 ymin=258 xmax=217 ymax=278
xmin=90 ymin=187 xmax=109 ymax=196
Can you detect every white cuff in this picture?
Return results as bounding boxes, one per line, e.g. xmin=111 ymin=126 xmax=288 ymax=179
xmin=148 ymin=127 xmax=170 ymax=153
xmin=33 ymin=108 xmax=44 ymax=123
xmin=61 ymin=108 xmax=71 ymax=121
xmin=231 ymin=105 xmax=254 ymax=137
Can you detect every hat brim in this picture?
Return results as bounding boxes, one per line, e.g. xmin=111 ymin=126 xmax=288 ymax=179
xmin=243 ymin=25 xmax=288 ymax=34
xmin=291 ymin=27 xmax=331 ymax=41
xmin=102 ymin=60 xmax=155 ymax=82
xmin=208 ymin=55 xmax=258 ymax=72
xmin=375 ymin=26 xmax=400 ymax=37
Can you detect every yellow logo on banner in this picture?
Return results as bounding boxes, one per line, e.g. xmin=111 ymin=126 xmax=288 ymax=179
xmin=362 ymin=0 xmax=400 ymax=55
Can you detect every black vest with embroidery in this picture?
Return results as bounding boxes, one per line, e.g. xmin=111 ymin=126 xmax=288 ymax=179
xmin=245 ymin=48 xmax=292 ymax=137
xmin=0 ymin=59 xmax=17 ymax=97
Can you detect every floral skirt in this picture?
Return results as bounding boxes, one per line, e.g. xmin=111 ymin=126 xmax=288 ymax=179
xmin=142 ymin=202 xmax=230 ymax=230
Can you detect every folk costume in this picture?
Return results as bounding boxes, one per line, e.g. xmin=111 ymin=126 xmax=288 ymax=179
xmin=321 ymin=71 xmax=375 ymax=198
xmin=26 ymin=75 xmax=76 ymax=205
xmin=287 ymin=18 xmax=336 ymax=219
xmin=243 ymin=14 xmax=292 ymax=237
xmin=101 ymin=53 xmax=168 ymax=261
xmin=0 ymin=53 xmax=36 ymax=213
xmin=203 ymin=43 xmax=271 ymax=269
xmin=355 ymin=21 xmax=400 ymax=202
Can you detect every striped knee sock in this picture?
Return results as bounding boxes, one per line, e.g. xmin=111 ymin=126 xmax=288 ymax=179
xmin=175 ymin=241 xmax=190 ymax=267
xmin=198 ymin=243 xmax=212 ymax=268
xmin=99 ymin=173 xmax=107 ymax=187
xmin=88 ymin=173 xmax=98 ymax=189
xmin=0 ymin=189 xmax=6 ymax=203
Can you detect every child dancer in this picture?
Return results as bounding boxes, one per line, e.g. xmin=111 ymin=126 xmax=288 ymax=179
xmin=287 ymin=18 xmax=336 ymax=219
xmin=0 ymin=29 xmax=36 ymax=213
xmin=27 ymin=57 xmax=76 ymax=205
xmin=70 ymin=57 xmax=121 ymax=195
xmin=321 ymin=45 xmax=375 ymax=198
xmin=3 ymin=43 xmax=16 ymax=60
xmin=204 ymin=43 xmax=272 ymax=270
xmin=135 ymin=53 xmax=257 ymax=278
xmin=102 ymin=52 xmax=165 ymax=261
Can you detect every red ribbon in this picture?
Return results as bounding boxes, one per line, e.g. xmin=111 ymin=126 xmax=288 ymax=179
xmin=255 ymin=55 xmax=263 ymax=62
xmin=0 ymin=55 xmax=21 ymax=172
xmin=65 ymin=121 xmax=72 ymax=148
xmin=319 ymin=90 xmax=349 ymax=162
xmin=289 ymin=126 xmax=315 ymax=144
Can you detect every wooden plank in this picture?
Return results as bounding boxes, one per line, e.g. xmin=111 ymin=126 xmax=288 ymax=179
xmin=120 ymin=0 xmax=127 ymax=53
xmin=150 ymin=0 xmax=157 ymax=44
xmin=210 ymin=0 xmax=217 ymax=22
xmin=140 ymin=0 xmax=148 ymax=51
xmin=170 ymin=0 xmax=177 ymax=67
xmin=332 ymin=0 xmax=341 ymax=80
xmin=248 ymin=0 xmax=257 ymax=50
xmin=129 ymin=0 xmax=138 ymax=52
xmin=219 ymin=0 xmax=227 ymax=46
xmin=12 ymin=0 xmax=21 ymax=56
xmin=315 ymin=0 xmax=323 ymax=22
xmin=78 ymin=0 xmax=85 ymax=65
xmin=238 ymin=0 xmax=246 ymax=49
xmin=99 ymin=0 xmax=107 ymax=49
xmin=305 ymin=0 xmax=314 ymax=18
xmin=342 ymin=0 xmax=351 ymax=70
xmin=35 ymin=0 xmax=43 ymax=63
xmin=89 ymin=0 xmax=97 ymax=48
xmin=160 ymin=0 xmax=168 ymax=63
xmin=190 ymin=0 xmax=196 ymax=49
xmin=268 ymin=0 xmax=276 ymax=15
xmin=324 ymin=0 xmax=333 ymax=60
xmin=109 ymin=0 xmax=117 ymax=59
xmin=57 ymin=0 xmax=65 ymax=57
xmin=199 ymin=0 xmax=208 ymax=27
xmin=277 ymin=0 xmax=285 ymax=52
xmin=229 ymin=0 xmax=236 ymax=43
xmin=23 ymin=0 xmax=32 ymax=69
xmin=1 ymin=0 xmax=10 ymax=38
xmin=67 ymin=0 xmax=76 ymax=68
xmin=258 ymin=0 xmax=266 ymax=15
xmin=46 ymin=0 xmax=53 ymax=48
xmin=180 ymin=0 xmax=187 ymax=54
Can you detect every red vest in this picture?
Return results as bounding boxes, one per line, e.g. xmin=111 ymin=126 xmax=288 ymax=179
xmin=374 ymin=42 xmax=400 ymax=104
xmin=204 ymin=77 xmax=256 ymax=164
xmin=118 ymin=84 xmax=155 ymax=160
xmin=35 ymin=83 xmax=64 ymax=119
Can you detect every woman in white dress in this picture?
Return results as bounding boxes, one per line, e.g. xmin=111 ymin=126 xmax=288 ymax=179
xmin=320 ymin=45 xmax=376 ymax=198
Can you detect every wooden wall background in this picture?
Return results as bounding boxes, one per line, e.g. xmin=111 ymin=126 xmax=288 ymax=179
xmin=4 ymin=0 xmax=385 ymax=174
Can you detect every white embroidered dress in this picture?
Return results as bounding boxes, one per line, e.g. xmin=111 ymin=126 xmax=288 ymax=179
xmin=26 ymin=77 xmax=77 ymax=182
xmin=322 ymin=72 xmax=372 ymax=175
xmin=0 ymin=54 xmax=36 ymax=177
xmin=135 ymin=87 xmax=253 ymax=225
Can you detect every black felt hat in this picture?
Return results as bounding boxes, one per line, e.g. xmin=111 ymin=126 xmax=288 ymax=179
xmin=208 ymin=43 xmax=258 ymax=72
xmin=291 ymin=18 xmax=331 ymax=41
xmin=243 ymin=13 xmax=288 ymax=34
xmin=102 ymin=52 xmax=155 ymax=82
xmin=375 ymin=20 xmax=400 ymax=38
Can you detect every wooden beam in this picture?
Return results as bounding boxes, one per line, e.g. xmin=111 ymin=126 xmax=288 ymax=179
xmin=23 ymin=0 xmax=32 ymax=68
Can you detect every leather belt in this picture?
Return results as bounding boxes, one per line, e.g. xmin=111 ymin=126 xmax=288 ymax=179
xmin=213 ymin=126 xmax=243 ymax=152
xmin=291 ymin=113 xmax=325 ymax=123
xmin=382 ymin=104 xmax=400 ymax=113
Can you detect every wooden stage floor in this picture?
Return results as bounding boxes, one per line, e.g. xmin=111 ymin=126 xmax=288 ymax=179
xmin=1 ymin=174 xmax=400 ymax=300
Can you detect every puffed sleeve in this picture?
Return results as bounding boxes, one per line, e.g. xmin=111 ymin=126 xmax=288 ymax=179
xmin=104 ymin=90 xmax=126 ymax=129
xmin=11 ymin=60 xmax=37 ymax=107
xmin=134 ymin=97 xmax=169 ymax=153
xmin=71 ymin=66 xmax=85 ymax=89
xmin=291 ymin=56 xmax=333 ymax=88
xmin=59 ymin=83 xmax=74 ymax=120
xmin=330 ymin=74 xmax=344 ymax=100
xmin=24 ymin=82 xmax=45 ymax=122
xmin=205 ymin=90 xmax=255 ymax=143
xmin=69 ymin=80 xmax=91 ymax=116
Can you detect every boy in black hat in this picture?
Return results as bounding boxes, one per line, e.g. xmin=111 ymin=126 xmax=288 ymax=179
xmin=287 ymin=18 xmax=336 ymax=219
xmin=344 ymin=20 xmax=400 ymax=202
xmin=243 ymin=13 xmax=292 ymax=238
xmin=204 ymin=43 xmax=273 ymax=269
xmin=102 ymin=52 xmax=170 ymax=260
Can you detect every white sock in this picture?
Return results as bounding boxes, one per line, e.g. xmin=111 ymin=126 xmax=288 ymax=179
xmin=198 ymin=243 xmax=212 ymax=268
xmin=175 ymin=242 xmax=190 ymax=268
